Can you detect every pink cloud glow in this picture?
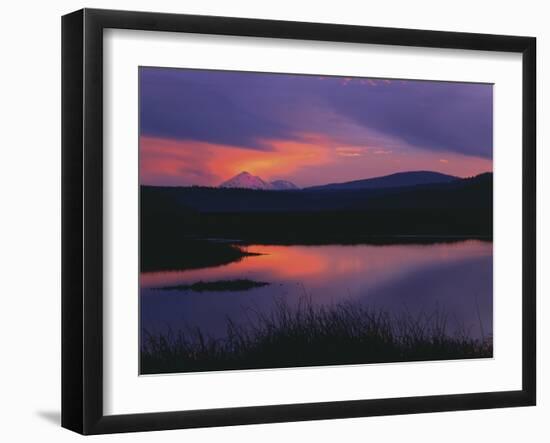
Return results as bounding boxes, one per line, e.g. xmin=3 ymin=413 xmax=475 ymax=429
xmin=140 ymin=135 xmax=493 ymax=188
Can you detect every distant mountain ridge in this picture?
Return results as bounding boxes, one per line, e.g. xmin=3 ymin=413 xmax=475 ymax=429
xmin=145 ymin=172 xmax=491 ymax=214
xmin=220 ymin=171 xmax=299 ymax=190
xmin=219 ymin=170 xmax=457 ymax=192
xmin=306 ymin=171 xmax=458 ymax=191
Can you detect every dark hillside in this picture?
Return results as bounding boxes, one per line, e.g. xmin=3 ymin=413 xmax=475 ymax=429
xmin=140 ymin=173 xmax=492 ymax=270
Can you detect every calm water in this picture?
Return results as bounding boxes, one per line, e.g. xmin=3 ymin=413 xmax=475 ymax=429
xmin=140 ymin=240 xmax=492 ymax=341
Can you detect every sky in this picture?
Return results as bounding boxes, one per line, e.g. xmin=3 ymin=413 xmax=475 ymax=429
xmin=139 ymin=67 xmax=493 ymax=187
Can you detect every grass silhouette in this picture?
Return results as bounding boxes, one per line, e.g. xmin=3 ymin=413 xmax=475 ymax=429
xmin=141 ymin=297 xmax=492 ymax=374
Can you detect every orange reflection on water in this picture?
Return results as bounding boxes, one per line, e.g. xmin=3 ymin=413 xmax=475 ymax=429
xmin=141 ymin=240 xmax=492 ymax=291
xmin=141 ymin=244 xmax=329 ymax=288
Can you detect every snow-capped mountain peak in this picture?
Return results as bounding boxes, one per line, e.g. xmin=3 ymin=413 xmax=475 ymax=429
xmin=219 ymin=172 xmax=299 ymax=190
xmin=220 ymin=171 xmax=272 ymax=190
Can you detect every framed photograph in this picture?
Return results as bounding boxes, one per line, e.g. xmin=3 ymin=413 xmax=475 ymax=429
xmin=62 ymin=8 xmax=536 ymax=434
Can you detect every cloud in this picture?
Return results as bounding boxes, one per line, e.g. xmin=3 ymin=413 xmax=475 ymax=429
xmin=140 ymin=67 xmax=493 ymax=160
xmin=139 ymin=68 xmax=291 ymax=150
xmin=336 ymin=147 xmax=366 ymax=157
xmin=319 ymin=79 xmax=493 ymax=158
xmin=140 ymin=134 xmax=333 ymax=187
xmin=141 ymin=134 xmax=492 ymax=188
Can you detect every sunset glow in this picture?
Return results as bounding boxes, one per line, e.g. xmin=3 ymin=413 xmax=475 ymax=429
xmin=140 ymin=68 xmax=493 ymax=187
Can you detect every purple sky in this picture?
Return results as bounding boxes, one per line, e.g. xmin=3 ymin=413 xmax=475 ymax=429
xmin=139 ymin=67 xmax=493 ymax=187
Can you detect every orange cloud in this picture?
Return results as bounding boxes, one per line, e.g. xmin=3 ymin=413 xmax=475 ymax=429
xmin=140 ymin=135 xmax=493 ymax=188
xmin=140 ymin=134 xmax=333 ymax=186
xmin=335 ymin=147 xmax=367 ymax=157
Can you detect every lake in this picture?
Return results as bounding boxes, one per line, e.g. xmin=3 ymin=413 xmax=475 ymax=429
xmin=140 ymin=240 xmax=493 ymax=343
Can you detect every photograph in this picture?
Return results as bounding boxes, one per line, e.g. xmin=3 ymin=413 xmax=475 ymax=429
xmin=54 ymin=4 xmax=538 ymax=437
xmin=139 ymin=67 xmax=494 ymax=375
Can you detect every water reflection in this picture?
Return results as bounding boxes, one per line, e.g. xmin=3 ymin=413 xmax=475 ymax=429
xmin=141 ymin=240 xmax=492 ymax=341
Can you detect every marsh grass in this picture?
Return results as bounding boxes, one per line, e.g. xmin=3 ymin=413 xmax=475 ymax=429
xmin=141 ymin=297 xmax=492 ymax=374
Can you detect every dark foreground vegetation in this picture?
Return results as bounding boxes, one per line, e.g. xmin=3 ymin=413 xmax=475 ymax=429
xmin=141 ymin=298 xmax=492 ymax=374
xmin=140 ymin=236 xmax=257 ymax=272
xmin=171 ymin=210 xmax=492 ymax=244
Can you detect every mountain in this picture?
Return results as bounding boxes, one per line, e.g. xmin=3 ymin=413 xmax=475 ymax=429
xmin=271 ymin=180 xmax=299 ymax=190
xmin=219 ymin=170 xmax=455 ymax=191
xmin=220 ymin=172 xmax=299 ymax=190
xmin=154 ymin=172 xmax=491 ymax=213
xmin=306 ymin=171 xmax=458 ymax=191
xmin=142 ymin=172 xmax=493 ymax=240
xmin=220 ymin=171 xmax=272 ymax=190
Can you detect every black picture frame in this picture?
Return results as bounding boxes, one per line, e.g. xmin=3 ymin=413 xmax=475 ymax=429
xmin=62 ymin=8 xmax=536 ymax=435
